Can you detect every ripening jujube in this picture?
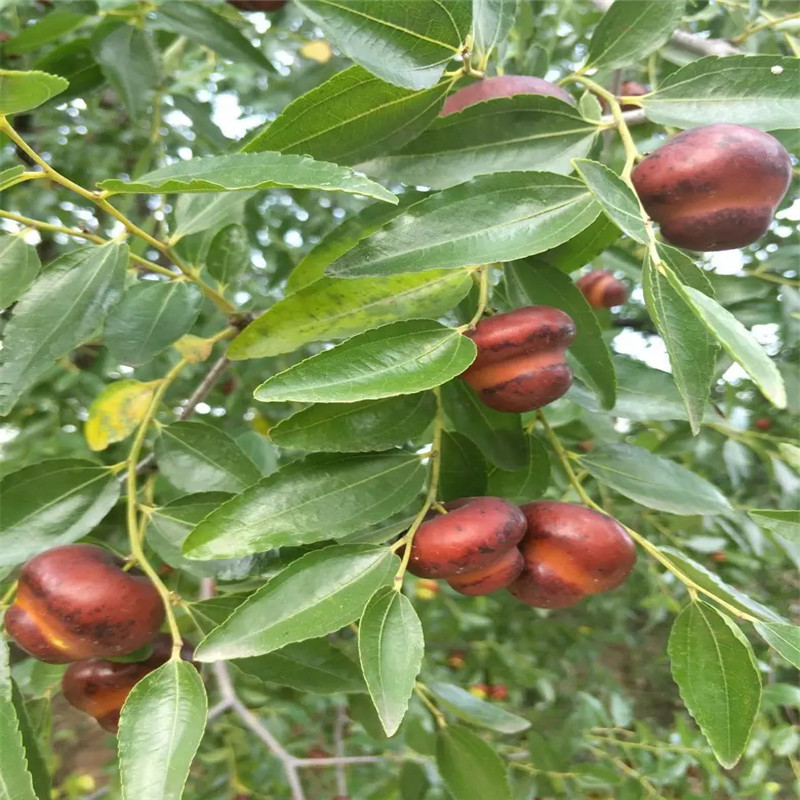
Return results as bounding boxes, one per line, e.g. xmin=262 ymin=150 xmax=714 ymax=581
xmin=509 ymin=501 xmax=636 ymax=608
xmin=632 ymin=123 xmax=792 ymax=251
xmin=576 ymin=270 xmax=629 ymax=308
xmin=440 ymin=74 xmax=574 ymax=116
xmin=4 ymin=544 xmax=164 ymax=663
xmin=460 ymin=306 xmax=576 ymax=413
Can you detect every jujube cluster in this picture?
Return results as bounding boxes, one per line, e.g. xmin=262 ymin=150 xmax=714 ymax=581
xmin=576 ymin=270 xmax=628 ymax=309
xmin=632 ymin=123 xmax=792 ymax=251
xmin=407 ymin=498 xmax=636 ymax=607
xmin=441 ymin=74 xmax=574 ymax=116
xmin=460 ymin=306 xmax=576 ymax=413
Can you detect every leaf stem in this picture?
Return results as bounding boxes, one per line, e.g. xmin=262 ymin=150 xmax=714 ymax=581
xmin=413 ymin=682 xmax=447 ymax=729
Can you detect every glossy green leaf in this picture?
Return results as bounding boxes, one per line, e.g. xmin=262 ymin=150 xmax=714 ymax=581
xmin=428 ymin=682 xmax=531 ymax=734
xmin=155 ymin=421 xmax=262 ymax=494
xmin=294 ymin=0 xmax=471 ymax=90
xmin=361 ymin=95 xmax=598 ymax=189
xmin=194 ymin=545 xmax=399 ymax=660
xmin=254 ymin=320 xmax=476 ymax=404
xmin=3 ymin=8 xmax=88 ymax=54
xmin=436 ymin=725 xmax=512 ymax=800
xmin=328 ymin=172 xmax=599 ymax=277
xmin=578 ymin=443 xmax=731 ymax=515
xmin=643 ymin=256 xmax=718 ymax=435
xmin=642 ymin=56 xmax=800 ymax=131
xmin=440 ymin=380 xmax=528 ymax=471
xmin=585 ymin=0 xmax=684 ymax=69
xmin=92 ymin=25 xmax=160 ymax=118
xmin=0 ymin=69 xmax=68 ymax=114
xmin=98 ymin=152 xmax=397 ymax=204
xmin=439 ymin=430 xmax=487 ymax=502
xmin=0 ymin=459 xmax=120 ymax=567
xmin=156 ymin=1 xmax=274 ymax=71
xmin=658 ymin=547 xmax=783 ymax=623
xmin=572 ymin=159 xmax=648 ymax=244
xmin=536 ymin=214 xmax=621 ymax=274
xmin=183 ymin=451 xmax=425 ymax=559
xmin=270 ymin=393 xmax=436 ymax=452
xmin=472 ymin=0 xmax=518 ymax=61
xmin=0 ymin=236 xmax=40 ymax=309
xmin=172 ymin=191 xmax=254 ymax=241
xmin=11 ymin=681 xmax=51 ymax=800
xmin=359 ymin=588 xmax=424 ymax=736
xmin=104 ymin=281 xmax=202 ymax=366
xmin=487 ymin=433 xmax=549 ymax=504
xmin=754 ymin=622 xmax=800 ymax=669
xmin=206 ymin=224 xmax=250 ymax=285
xmin=244 ymin=66 xmax=450 ymax=164
xmin=668 ymin=603 xmax=761 ymax=768
xmin=0 ymin=243 xmax=127 ymax=416
xmin=658 ymin=243 xmax=715 ymax=295
xmin=0 ymin=166 xmax=26 ymax=192
xmin=748 ymin=509 xmax=800 ymax=543
xmin=673 ymin=282 xmax=786 ymax=409
xmin=506 ymin=261 xmax=616 ymax=410
xmin=118 ymin=661 xmax=207 ymax=800
xmin=230 ymin=270 xmax=471 ymax=359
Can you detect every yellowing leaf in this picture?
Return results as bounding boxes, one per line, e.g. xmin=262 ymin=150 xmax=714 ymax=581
xmin=174 ymin=334 xmax=212 ymax=363
xmin=300 ymin=40 xmax=333 ymax=63
xmin=85 ymin=380 xmax=157 ymax=451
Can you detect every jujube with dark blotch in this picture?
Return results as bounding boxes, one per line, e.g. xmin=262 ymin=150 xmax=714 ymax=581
xmin=227 ymin=0 xmax=286 ymax=11
xmin=460 ymin=306 xmax=575 ymax=413
xmin=4 ymin=544 xmax=164 ymax=663
xmin=576 ymin=270 xmax=628 ymax=308
xmin=509 ymin=501 xmax=636 ymax=608
xmin=61 ymin=635 xmax=193 ymax=733
xmin=441 ymin=74 xmax=574 ymax=116
xmin=632 ymin=123 xmax=792 ymax=251
xmin=407 ymin=497 xmax=527 ymax=595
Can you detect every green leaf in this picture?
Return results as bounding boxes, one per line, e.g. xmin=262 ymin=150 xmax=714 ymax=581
xmin=577 ymin=443 xmax=731 ymax=515
xmin=156 ymin=1 xmax=274 ymax=71
xmin=572 ymin=159 xmax=648 ymax=245
xmin=31 ymin=38 xmax=104 ymax=106
xmin=436 ymin=725 xmax=512 ymax=800
xmin=155 ymin=421 xmax=262 ymax=494
xmin=98 ymin=152 xmax=397 ymax=204
xmin=0 ymin=243 xmax=127 ymax=416
xmin=103 ymin=281 xmax=202 ymax=366
xmin=748 ymin=509 xmax=800 ymax=543
xmin=754 ymin=622 xmax=800 ymax=669
xmin=206 ymin=224 xmax=250 ymax=285
xmin=642 ymin=56 xmax=800 ymax=131
xmin=194 ymin=545 xmax=399 ymax=660
xmin=118 ymin=661 xmax=207 ymax=800
xmin=440 ymin=430 xmax=487 ymax=502
xmin=0 ymin=237 xmax=40 ymax=309
xmin=0 ymin=630 xmax=38 ymax=800
xmin=11 ymin=681 xmax=51 ymax=800
xmin=243 ymin=66 xmax=450 ymax=165
xmin=536 ymin=214 xmax=621 ymax=274
xmin=254 ymin=320 xmax=476 ymax=404
xmin=506 ymin=262 xmax=616 ymax=410
xmin=3 ymin=8 xmax=88 ymax=55
xmin=440 ymin=380 xmax=528 ymax=471
xmin=674 ymin=282 xmax=786 ymax=409
xmin=92 ymin=25 xmax=160 ymax=118
xmin=428 ymin=682 xmax=531 ymax=734
xmin=0 ymin=459 xmax=120 ymax=567
xmin=183 ymin=451 xmax=425 ymax=559
xmin=172 ymin=191 xmax=254 ymax=241
xmin=328 ymin=172 xmax=599 ymax=278
xmin=230 ymin=270 xmax=471 ymax=359
xmin=270 ymin=393 xmax=436 ymax=453
xmin=360 ymin=95 xmax=598 ymax=189
xmin=585 ymin=0 xmax=684 ymax=69
xmin=287 ymin=192 xmax=426 ymax=293
xmin=658 ymin=546 xmax=783 ymax=623
xmin=0 ymin=69 xmax=68 ymax=115
xmin=359 ymin=588 xmax=424 ymax=736
xmin=643 ymin=256 xmax=718 ymax=435
xmin=294 ymin=0 xmax=471 ymax=90
xmin=472 ymin=0 xmax=518 ymax=61
xmin=487 ymin=434 xmax=550 ymax=505
xmin=668 ymin=603 xmax=761 ymax=768
xmin=0 ymin=166 xmax=26 ymax=192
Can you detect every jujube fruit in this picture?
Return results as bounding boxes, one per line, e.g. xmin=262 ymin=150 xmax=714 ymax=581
xmin=228 ymin=0 xmax=287 ymax=10
xmin=407 ymin=497 xmax=527 ymax=587
xmin=446 ymin=547 xmax=524 ymax=596
xmin=754 ymin=417 xmax=772 ymax=431
xmin=631 ymin=124 xmax=792 ymax=251
xmin=5 ymin=544 xmax=164 ymax=663
xmin=61 ymin=634 xmax=191 ymax=732
xmin=489 ymin=684 xmax=508 ymax=700
xmin=509 ymin=501 xmax=636 ymax=608
xmin=460 ymin=306 xmax=576 ymax=413
xmin=441 ymin=74 xmax=573 ymax=116
xmin=618 ymin=81 xmax=648 ymax=111
xmin=576 ymin=270 xmax=628 ymax=308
